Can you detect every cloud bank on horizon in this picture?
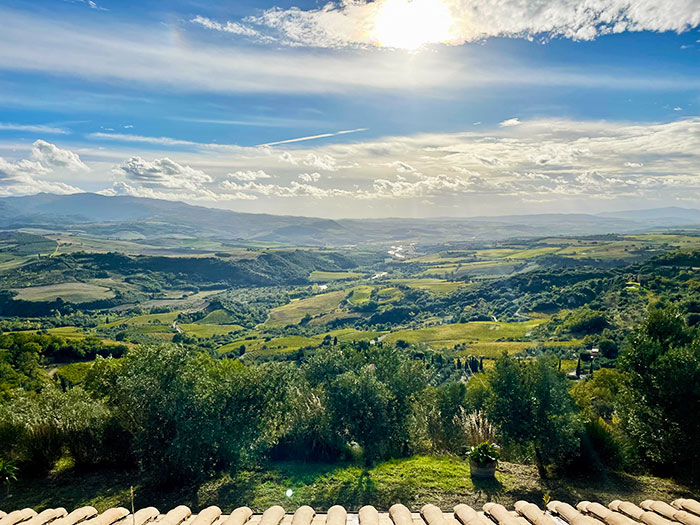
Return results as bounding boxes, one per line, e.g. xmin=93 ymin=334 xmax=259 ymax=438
xmin=5 ymin=117 xmax=700 ymax=217
xmin=0 ymin=0 xmax=699 ymax=217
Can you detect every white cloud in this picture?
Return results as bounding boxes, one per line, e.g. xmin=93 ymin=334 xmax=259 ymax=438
xmin=100 ymin=181 xmax=257 ymax=201
xmin=389 ymin=161 xmax=417 ymax=173
xmin=247 ymin=0 xmax=700 ymax=48
xmin=228 ymin=170 xmax=273 ymax=181
xmin=673 ymin=106 xmax=683 ymax=111
xmin=499 ymin=118 xmax=522 ymax=127
xmin=31 ymin=140 xmax=88 ymax=171
xmin=191 ymin=15 xmax=263 ymax=38
xmin=221 ymin=179 xmax=351 ymax=199
xmin=115 ymin=157 xmax=213 ymax=192
xmin=280 ymin=152 xmax=356 ymax=171
xmin=6 ymin=117 xmax=700 ymax=214
xmin=298 ymin=172 xmax=321 ymax=182
xmin=0 ymin=122 xmax=69 ymax=134
xmin=2 ymin=8 xmax=699 ymax=97
xmin=0 ymin=143 xmax=84 ymax=196
xmin=90 ymin=132 xmax=223 ymax=149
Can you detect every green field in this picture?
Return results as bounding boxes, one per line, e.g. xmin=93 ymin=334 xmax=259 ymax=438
xmin=376 ymin=287 xmax=403 ymax=303
xmin=101 ymin=311 xmax=181 ymax=329
xmin=11 ymin=326 xmax=91 ymax=340
xmin=219 ymin=328 xmax=384 ymax=357
xmin=389 ymin=279 xmax=465 ymax=294
xmin=54 ymin=361 xmax=94 ymax=386
xmin=347 ymin=285 xmax=374 ymax=305
xmin=218 ymin=335 xmax=320 ymax=356
xmin=384 ymin=320 xmax=547 ymax=349
xmin=12 ymin=283 xmax=114 ymax=303
xmin=309 ymin=270 xmax=363 ymax=282
xmin=180 ymin=324 xmax=243 ymax=337
xmin=196 ymin=309 xmax=241 ymax=325
xmin=322 ymin=328 xmax=385 ymax=342
xmin=266 ymin=291 xmax=347 ymax=326
xmin=459 ymin=340 xmax=582 ymax=357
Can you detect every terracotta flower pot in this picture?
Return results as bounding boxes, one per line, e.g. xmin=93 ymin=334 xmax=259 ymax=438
xmin=469 ymin=459 xmax=497 ymax=478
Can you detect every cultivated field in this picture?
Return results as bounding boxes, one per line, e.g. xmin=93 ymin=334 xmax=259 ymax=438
xmin=309 ymin=270 xmax=364 ymax=282
xmin=384 ymin=320 xmax=550 ymax=349
xmin=266 ymin=291 xmax=347 ymax=326
xmin=12 ymin=283 xmax=114 ymax=303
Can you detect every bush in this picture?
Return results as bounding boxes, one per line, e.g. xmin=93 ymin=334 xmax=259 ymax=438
xmin=109 ymin=345 xmax=298 ymax=484
xmin=0 ymin=386 xmax=128 ymax=472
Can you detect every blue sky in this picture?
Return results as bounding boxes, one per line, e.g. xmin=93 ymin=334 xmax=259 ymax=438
xmin=0 ymin=0 xmax=699 ymax=218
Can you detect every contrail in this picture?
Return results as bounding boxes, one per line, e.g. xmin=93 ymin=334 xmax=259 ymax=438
xmin=257 ymin=128 xmax=367 ymax=147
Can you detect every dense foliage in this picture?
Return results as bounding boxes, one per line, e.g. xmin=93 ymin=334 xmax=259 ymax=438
xmin=1 ymin=305 xmax=697 ymax=486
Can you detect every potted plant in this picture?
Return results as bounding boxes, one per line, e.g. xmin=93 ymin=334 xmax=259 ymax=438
xmin=467 ymin=441 xmax=499 ymax=478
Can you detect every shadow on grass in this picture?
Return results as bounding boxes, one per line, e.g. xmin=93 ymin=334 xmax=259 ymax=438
xmin=470 ymin=476 xmax=505 ymax=503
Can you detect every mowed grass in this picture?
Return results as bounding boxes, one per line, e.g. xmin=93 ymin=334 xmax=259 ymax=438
xmin=5 ymin=455 xmax=696 ymax=513
xmin=309 ymin=270 xmax=363 ymax=282
xmin=266 ymin=291 xmax=347 ymax=326
xmin=383 ymin=320 xmax=547 ymax=349
xmin=389 ymin=279 xmax=465 ymax=295
xmin=12 ymin=283 xmax=114 ymax=303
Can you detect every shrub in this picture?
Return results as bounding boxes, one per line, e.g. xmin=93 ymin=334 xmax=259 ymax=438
xmin=0 ymin=458 xmax=18 ymax=489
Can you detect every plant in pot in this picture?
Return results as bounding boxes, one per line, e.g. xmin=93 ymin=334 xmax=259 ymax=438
xmin=467 ymin=441 xmax=500 ymax=478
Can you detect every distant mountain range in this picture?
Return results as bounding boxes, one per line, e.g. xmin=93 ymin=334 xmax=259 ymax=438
xmin=1 ymin=193 xmax=699 ymax=247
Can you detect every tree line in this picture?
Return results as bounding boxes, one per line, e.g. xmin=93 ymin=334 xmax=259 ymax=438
xmin=1 ymin=306 xmax=698 ymax=486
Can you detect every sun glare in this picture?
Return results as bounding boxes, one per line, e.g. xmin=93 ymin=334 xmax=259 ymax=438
xmin=371 ymin=0 xmax=453 ymax=49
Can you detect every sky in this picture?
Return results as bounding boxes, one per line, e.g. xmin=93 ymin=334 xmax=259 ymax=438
xmin=0 ymin=0 xmax=699 ymax=218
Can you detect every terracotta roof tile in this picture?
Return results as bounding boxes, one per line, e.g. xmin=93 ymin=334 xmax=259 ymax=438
xmin=359 ymin=506 xmax=378 ymax=525
xmin=641 ymin=500 xmax=700 ymax=525
xmin=6 ymin=498 xmax=700 ymax=525
xmin=672 ymin=501 xmax=700 ymax=517
xmin=0 ymin=509 xmax=38 ymax=525
xmin=131 ymin=508 xmax=159 ymax=525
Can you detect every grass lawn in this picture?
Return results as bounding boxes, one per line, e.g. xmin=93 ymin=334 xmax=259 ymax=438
xmin=383 ymin=320 xmax=547 ymax=349
xmin=266 ymin=291 xmax=347 ymax=326
xmin=4 ymin=456 xmax=696 ymax=514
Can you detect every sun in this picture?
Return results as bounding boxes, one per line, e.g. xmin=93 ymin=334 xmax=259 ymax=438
xmin=371 ymin=0 xmax=453 ymax=50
